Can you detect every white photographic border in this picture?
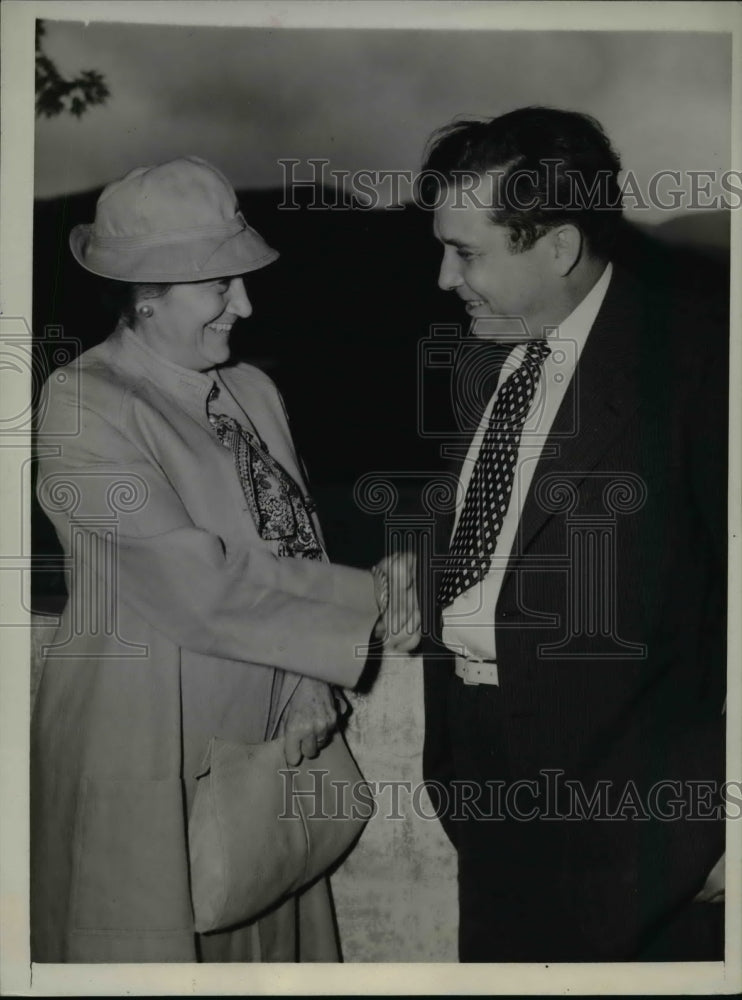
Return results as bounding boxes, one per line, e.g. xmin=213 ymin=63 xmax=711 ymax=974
xmin=1 ymin=1 xmax=740 ymax=995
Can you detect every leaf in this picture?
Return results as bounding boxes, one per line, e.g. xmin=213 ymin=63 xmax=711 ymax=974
xmin=35 ymin=21 xmax=110 ymax=118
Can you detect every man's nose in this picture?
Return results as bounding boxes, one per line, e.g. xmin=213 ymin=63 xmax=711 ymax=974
xmin=227 ymin=277 xmax=252 ymax=318
xmin=438 ymin=247 xmax=463 ymax=292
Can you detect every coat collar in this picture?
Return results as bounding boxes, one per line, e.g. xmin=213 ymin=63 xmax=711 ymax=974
xmin=106 ymin=325 xmax=217 ymax=409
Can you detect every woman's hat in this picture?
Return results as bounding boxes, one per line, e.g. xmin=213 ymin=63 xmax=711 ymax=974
xmin=69 ymin=156 xmax=279 ymax=283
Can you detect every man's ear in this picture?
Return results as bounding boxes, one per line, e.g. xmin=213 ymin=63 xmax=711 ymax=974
xmin=548 ymin=224 xmax=583 ymax=276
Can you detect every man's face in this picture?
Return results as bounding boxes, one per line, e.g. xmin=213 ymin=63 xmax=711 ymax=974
xmin=433 ymin=180 xmax=559 ymax=340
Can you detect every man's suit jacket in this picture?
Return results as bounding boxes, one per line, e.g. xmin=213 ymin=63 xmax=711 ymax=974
xmin=423 ymin=259 xmax=728 ymax=958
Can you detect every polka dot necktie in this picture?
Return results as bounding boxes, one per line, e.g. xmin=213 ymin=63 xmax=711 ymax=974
xmin=437 ymin=339 xmax=551 ymax=609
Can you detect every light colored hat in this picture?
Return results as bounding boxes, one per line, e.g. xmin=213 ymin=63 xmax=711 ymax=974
xmin=69 ymin=156 xmax=279 ymax=282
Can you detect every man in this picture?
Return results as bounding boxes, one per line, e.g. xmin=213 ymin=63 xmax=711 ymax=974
xmin=421 ymin=107 xmax=727 ymax=962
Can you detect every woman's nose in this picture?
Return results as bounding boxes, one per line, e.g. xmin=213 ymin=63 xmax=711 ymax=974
xmin=228 ymin=278 xmax=252 ymax=318
xmin=438 ymin=247 xmax=463 ymax=292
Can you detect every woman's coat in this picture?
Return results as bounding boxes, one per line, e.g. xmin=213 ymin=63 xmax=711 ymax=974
xmin=32 ymin=327 xmax=378 ymax=962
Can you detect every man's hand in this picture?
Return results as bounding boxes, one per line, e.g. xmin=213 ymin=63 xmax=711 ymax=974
xmin=372 ymin=550 xmax=421 ymax=653
xmin=694 ymin=853 xmax=725 ymax=903
xmin=278 ymin=677 xmax=338 ymax=766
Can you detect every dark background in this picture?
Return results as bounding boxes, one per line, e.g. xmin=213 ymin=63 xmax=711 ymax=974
xmin=31 ymin=189 xmax=730 ymax=613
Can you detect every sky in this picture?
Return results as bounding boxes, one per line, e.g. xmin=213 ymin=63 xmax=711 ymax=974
xmin=34 ymin=19 xmax=732 ymax=223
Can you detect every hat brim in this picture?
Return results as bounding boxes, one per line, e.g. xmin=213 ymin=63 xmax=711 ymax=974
xmin=69 ymin=223 xmax=279 ymax=283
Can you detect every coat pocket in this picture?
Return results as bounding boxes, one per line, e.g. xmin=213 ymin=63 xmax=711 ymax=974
xmin=70 ymin=778 xmax=193 ymax=934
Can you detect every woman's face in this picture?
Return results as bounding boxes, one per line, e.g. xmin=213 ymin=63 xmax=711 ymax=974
xmin=137 ymin=277 xmax=252 ymax=371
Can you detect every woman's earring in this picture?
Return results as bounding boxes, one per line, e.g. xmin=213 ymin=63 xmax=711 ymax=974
xmin=138 ymin=305 xmax=153 ymax=319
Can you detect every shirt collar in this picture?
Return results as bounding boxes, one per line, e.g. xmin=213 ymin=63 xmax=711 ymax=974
xmin=553 ymin=261 xmax=613 ymax=355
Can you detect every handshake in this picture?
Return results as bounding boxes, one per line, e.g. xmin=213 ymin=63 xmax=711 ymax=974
xmin=370 ymin=551 xmax=421 ymax=654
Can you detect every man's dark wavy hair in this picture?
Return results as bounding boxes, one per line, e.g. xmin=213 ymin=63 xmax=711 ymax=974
xmin=420 ymin=106 xmax=623 ymax=259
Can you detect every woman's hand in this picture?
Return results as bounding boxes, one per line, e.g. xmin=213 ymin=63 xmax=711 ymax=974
xmin=278 ymin=677 xmax=339 ymax=766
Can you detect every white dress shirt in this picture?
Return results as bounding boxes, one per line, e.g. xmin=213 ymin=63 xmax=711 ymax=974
xmin=442 ymin=263 xmax=613 ymax=665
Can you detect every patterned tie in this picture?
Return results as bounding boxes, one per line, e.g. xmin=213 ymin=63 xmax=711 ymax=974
xmin=437 ymin=339 xmax=551 ymax=608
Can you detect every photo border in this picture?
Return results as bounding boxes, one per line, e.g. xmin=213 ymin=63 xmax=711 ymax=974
xmin=1 ymin=1 xmax=740 ymax=994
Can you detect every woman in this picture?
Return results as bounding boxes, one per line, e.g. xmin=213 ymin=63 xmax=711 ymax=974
xmin=31 ymin=156 xmax=419 ymax=963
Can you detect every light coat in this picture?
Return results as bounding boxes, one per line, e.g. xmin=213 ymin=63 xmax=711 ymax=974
xmin=32 ymin=327 xmax=378 ymax=962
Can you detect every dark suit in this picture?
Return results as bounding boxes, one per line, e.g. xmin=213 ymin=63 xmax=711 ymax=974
xmin=423 ymin=257 xmax=728 ymax=961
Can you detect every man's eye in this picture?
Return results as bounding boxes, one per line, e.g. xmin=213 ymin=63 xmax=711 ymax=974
xmin=214 ymin=279 xmax=230 ymax=292
xmin=457 ymin=249 xmax=475 ymax=261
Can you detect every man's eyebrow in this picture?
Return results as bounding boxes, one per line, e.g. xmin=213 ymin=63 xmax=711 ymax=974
xmin=434 ymin=234 xmax=476 ymax=249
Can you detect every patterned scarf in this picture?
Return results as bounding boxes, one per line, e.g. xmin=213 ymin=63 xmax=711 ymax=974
xmin=207 ymin=383 xmax=324 ymax=560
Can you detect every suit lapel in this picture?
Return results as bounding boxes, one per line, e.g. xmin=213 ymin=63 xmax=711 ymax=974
xmin=515 ymin=266 xmax=644 ymax=554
